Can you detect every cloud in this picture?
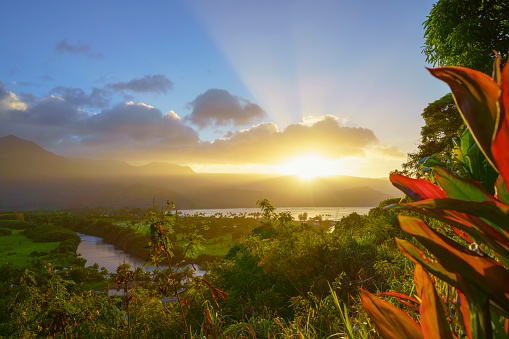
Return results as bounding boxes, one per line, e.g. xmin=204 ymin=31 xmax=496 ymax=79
xmin=369 ymin=145 xmax=406 ymax=159
xmin=0 ymin=84 xmax=403 ymax=168
xmin=51 ymin=86 xmax=111 ymax=109
xmin=0 ymin=82 xmax=27 ymax=112
xmin=106 ymin=75 xmax=173 ymax=94
xmin=54 ymin=39 xmax=104 ymax=59
xmin=186 ymin=89 xmax=266 ymax=128
xmin=192 ymin=115 xmax=380 ymax=164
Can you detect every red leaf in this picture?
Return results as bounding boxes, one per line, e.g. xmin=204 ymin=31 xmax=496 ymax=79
xmin=428 ymin=66 xmax=499 ymax=170
xmin=492 ymin=59 xmax=509 ymax=185
xmin=360 ymin=288 xmax=424 ymax=339
xmin=377 ymin=291 xmax=420 ymax=305
xmin=418 ymin=264 xmax=454 ymax=339
xmin=398 ymin=216 xmax=509 ymax=312
xmin=390 ymin=173 xmax=447 ymax=201
xmin=414 ymin=263 xmax=425 ymax=299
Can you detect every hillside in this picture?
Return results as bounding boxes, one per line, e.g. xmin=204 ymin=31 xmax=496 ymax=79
xmin=0 ymin=135 xmax=399 ymax=210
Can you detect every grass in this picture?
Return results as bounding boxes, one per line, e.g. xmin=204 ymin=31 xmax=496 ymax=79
xmin=176 ymin=234 xmax=234 ymax=257
xmin=0 ymin=229 xmax=60 ymax=266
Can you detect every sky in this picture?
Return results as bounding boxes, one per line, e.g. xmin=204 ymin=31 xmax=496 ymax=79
xmin=0 ymin=0 xmax=451 ymax=178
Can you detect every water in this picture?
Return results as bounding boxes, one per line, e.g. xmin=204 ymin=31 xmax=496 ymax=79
xmin=175 ymin=206 xmax=373 ymax=221
xmin=77 ymin=207 xmax=373 ymax=273
xmin=76 ymin=233 xmax=205 ymax=276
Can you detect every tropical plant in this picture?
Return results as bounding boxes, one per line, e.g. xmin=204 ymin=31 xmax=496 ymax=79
xmin=361 ymin=53 xmax=509 ymax=338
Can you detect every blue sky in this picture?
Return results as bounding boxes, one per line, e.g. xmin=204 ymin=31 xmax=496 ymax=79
xmin=0 ymin=0 xmax=450 ymax=177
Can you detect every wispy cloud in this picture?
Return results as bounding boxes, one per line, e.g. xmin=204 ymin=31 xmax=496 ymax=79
xmin=54 ymin=39 xmax=104 ymax=60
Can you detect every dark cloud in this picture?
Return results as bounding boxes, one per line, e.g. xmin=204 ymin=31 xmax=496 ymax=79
xmin=106 ymin=75 xmax=173 ymax=94
xmin=0 ymin=81 xmax=8 ymax=100
xmin=186 ymin=89 xmax=266 ymax=128
xmin=54 ymin=39 xmax=104 ymax=59
xmin=82 ymin=102 xmax=198 ymax=144
xmin=51 ymin=86 xmax=111 ymax=108
xmin=9 ymin=96 xmax=87 ymax=125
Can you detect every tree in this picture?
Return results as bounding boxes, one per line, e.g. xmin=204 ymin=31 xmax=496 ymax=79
xmin=400 ymin=93 xmax=463 ymax=176
xmin=423 ymin=0 xmax=509 ymax=74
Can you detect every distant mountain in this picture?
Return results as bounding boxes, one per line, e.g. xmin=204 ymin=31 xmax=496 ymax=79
xmin=0 ymin=135 xmax=400 ymax=210
xmin=0 ymin=135 xmax=88 ymax=179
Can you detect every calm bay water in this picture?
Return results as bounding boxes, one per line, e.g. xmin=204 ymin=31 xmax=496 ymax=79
xmin=77 ymin=207 xmax=372 ymax=273
xmin=175 ymin=206 xmax=373 ymax=221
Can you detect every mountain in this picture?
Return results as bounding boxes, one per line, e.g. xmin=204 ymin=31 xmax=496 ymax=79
xmin=0 ymin=135 xmax=400 ymax=210
xmin=0 ymin=135 xmax=88 ymax=179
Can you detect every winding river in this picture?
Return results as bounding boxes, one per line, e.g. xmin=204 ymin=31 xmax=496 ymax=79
xmin=76 ymin=233 xmax=205 ymax=276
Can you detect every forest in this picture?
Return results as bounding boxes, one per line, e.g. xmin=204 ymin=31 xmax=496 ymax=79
xmin=1 ymin=1 xmax=509 ymax=338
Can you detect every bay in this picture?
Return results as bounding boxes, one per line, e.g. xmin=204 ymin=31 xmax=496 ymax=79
xmin=174 ymin=206 xmax=373 ymax=221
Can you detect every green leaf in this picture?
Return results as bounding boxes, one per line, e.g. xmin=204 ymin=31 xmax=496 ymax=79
xmin=495 ymin=176 xmax=509 ymax=206
xmin=360 ymin=288 xmax=424 ymax=339
xmin=398 ymin=216 xmax=509 ymax=313
xmin=457 ymin=276 xmax=492 ymax=338
xmin=418 ymin=264 xmax=454 ymax=339
xmin=428 ymin=67 xmax=499 ymax=171
xmin=434 ymin=167 xmax=496 ymax=202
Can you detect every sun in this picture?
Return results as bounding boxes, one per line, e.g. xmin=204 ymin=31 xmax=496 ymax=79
xmin=278 ymin=153 xmax=337 ymax=180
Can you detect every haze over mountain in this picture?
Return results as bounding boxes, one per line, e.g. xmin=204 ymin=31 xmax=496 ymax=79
xmin=0 ymin=135 xmax=399 ymax=210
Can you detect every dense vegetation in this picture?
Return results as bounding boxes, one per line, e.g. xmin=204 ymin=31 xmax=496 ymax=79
xmin=1 ymin=3 xmax=508 ymax=338
xmin=0 ymin=197 xmax=417 ymax=338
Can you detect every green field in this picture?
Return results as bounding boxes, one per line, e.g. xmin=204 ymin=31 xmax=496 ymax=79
xmin=0 ymin=229 xmax=60 ymax=266
xmin=176 ymin=234 xmax=233 ymax=257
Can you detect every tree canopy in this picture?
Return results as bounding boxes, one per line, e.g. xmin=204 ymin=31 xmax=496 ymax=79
xmin=400 ymin=93 xmax=463 ymax=176
xmin=422 ymin=0 xmax=509 ymax=74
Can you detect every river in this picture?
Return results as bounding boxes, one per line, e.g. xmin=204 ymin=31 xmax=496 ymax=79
xmin=77 ymin=206 xmax=373 ymax=273
xmin=76 ymin=233 xmax=205 ymax=276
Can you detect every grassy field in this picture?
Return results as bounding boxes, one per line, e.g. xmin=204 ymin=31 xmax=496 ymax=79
xmin=0 ymin=229 xmax=60 ymax=266
xmin=176 ymin=234 xmax=234 ymax=257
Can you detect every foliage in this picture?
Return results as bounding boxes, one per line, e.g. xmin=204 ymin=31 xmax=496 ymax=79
xmin=423 ymin=0 xmax=509 ymax=74
xmin=400 ymin=93 xmax=463 ymax=176
xmin=361 ymin=54 xmax=509 ymax=337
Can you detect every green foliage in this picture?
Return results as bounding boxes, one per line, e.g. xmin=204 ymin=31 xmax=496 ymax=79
xmin=0 ymin=228 xmax=12 ymax=236
xmin=423 ymin=0 xmax=509 ymax=74
xmin=400 ymin=93 xmax=463 ymax=176
xmin=362 ymin=53 xmax=509 ymax=338
xmin=0 ymin=219 xmax=36 ymax=229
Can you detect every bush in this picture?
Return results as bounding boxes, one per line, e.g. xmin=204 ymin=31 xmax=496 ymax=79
xmin=0 ymin=229 xmax=12 ymax=236
xmin=0 ymin=220 xmax=36 ymax=229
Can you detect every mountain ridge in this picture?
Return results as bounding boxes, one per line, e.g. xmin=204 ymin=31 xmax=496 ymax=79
xmin=0 ymin=135 xmax=399 ymax=210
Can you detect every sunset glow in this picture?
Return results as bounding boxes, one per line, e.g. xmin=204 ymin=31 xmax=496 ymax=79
xmin=279 ymin=154 xmax=338 ymax=180
xmin=0 ymin=1 xmax=442 ymax=179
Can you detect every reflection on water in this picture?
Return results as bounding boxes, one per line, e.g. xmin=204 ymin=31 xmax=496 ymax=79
xmin=76 ymin=233 xmax=205 ymax=276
